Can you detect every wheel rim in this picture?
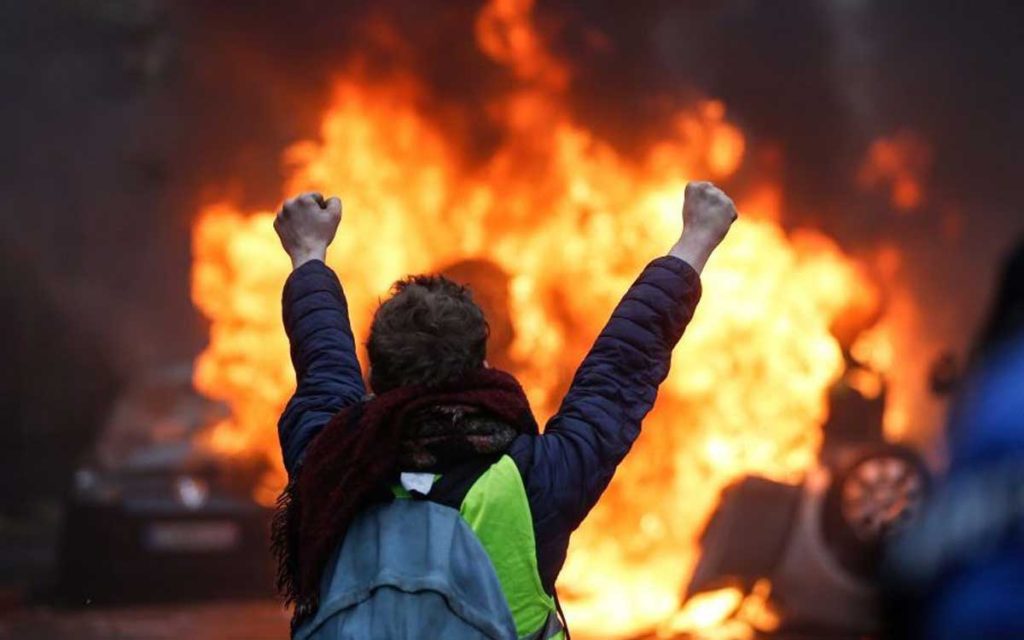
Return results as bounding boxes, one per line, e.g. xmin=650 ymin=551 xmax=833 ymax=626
xmin=840 ymin=455 xmax=925 ymax=542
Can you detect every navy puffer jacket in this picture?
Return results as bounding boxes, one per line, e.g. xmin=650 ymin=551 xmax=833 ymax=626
xmin=278 ymin=256 xmax=701 ymax=593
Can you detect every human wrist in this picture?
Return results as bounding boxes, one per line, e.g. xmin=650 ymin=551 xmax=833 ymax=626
xmin=668 ymin=231 xmax=713 ymax=274
xmin=290 ymin=246 xmax=327 ymax=270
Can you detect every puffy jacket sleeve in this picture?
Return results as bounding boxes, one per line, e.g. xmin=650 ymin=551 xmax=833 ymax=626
xmin=278 ymin=260 xmax=366 ymax=476
xmin=523 ymin=256 xmax=702 ymax=530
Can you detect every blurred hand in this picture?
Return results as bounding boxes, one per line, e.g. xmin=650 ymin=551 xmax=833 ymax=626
xmin=669 ymin=181 xmax=738 ymax=273
xmin=274 ymin=192 xmax=342 ymax=269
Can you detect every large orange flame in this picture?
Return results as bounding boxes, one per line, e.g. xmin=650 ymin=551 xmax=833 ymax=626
xmin=191 ymin=1 xmax=893 ymax=637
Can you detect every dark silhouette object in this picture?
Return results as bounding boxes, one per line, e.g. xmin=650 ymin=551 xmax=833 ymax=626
xmin=971 ymin=235 xmax=1024 ymax=364
xmin=440 ymin=259 xmax=518 ymax=374
xmin=884 ymin=236 xmax=1024 ymax=639
xmin=927 ymin=236 xmax=1024 ymax=398
xmin=820 ymin=356 xmax=887 ymax=470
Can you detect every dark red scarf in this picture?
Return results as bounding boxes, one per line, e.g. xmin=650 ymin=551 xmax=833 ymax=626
xmin=272 ymin=368 xmax=538 ymax=625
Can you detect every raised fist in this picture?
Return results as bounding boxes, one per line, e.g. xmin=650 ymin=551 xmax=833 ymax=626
xmin=274 ymin=192 xmax=342 ymax=269
xmin=682 ymin=181 xmax=738 ymax=249
xmin=669 ymin=181 xmax=738 ymax=273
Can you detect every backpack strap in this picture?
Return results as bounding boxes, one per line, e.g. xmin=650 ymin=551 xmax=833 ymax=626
xmin=523 ymin=609 xmax=565 ymax=640
xmin=410 ymin=453 xmax=502 ymax=509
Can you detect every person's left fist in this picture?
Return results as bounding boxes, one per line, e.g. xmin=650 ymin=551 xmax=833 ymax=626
xmin=274 ymin=192 xmax=342 ymax=269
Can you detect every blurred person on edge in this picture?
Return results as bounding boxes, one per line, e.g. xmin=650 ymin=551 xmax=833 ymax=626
xmin=886 ymin=236 xmax=1024 ymax=639
xmin=269 ymin=183 xmax=737 ymax=639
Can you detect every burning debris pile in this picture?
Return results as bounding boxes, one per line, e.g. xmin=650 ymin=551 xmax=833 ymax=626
xmin=190 ymin=0 xmax=908 ymax=636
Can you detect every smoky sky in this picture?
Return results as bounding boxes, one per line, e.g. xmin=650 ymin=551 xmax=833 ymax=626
xmin=1 ymin=0 xmax=1022 ymax=502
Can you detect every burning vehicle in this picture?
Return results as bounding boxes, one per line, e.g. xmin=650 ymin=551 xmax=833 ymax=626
xmin=674 ymin=355 xmax=931 ymax=638
xmin=57 ymin=364 xmax=276 ymax=603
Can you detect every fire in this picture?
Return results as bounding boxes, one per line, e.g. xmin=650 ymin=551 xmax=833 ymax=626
xmin=660 ymin=580 xmax=779 ymax=638
xmin=191 ymin=0 xmax=890 ymax=636
xmin=857 ymin=130 xmax=932 ymax=211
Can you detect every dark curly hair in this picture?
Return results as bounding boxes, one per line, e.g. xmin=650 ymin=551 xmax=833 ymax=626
xmin=367 ymin=274 xmax=489 ymax=393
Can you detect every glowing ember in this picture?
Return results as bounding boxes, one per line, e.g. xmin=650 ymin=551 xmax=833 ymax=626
xmin=191 ymin=0 xmax=890 ymax=636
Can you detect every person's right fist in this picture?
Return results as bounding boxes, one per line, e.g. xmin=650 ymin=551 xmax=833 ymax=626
xmin=681 ymin=181 xmax=738 ymax=251
xmin=274 ymin=192 xmax=342 ymax=269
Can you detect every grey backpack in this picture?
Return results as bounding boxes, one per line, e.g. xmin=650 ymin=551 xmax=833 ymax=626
xmin=294 ymin=498 xmax=519 ymax=640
